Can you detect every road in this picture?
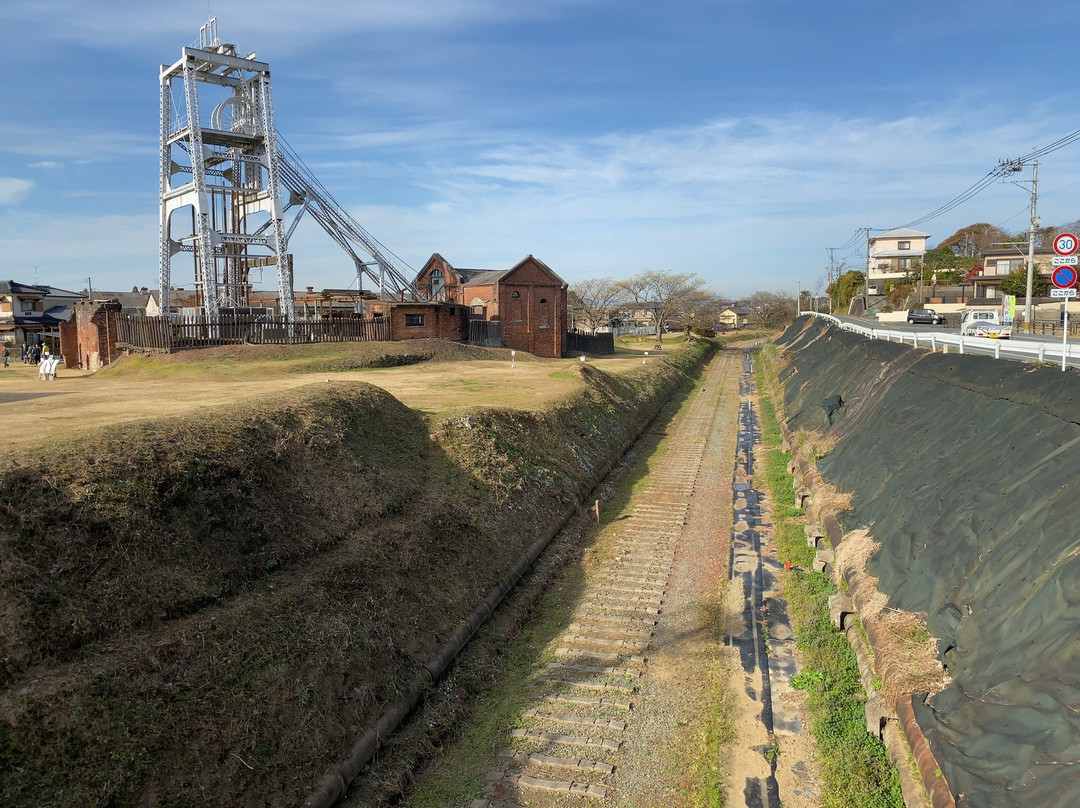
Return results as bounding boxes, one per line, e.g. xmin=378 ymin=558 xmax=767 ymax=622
xmin=824 ymin=314 xmax=1080 ymax=368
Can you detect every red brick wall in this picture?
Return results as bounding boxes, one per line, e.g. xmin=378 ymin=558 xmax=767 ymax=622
xmin=63 ymin=301 xmax=122 ymax=370
xmin=495 ymin=258 xmax=567 ymax=358
xmin=462 ymin=283 xmax=498 ymax=319
xmin=379 ymin=303 xmax=468 ymax=342
xmin=499 ymin=284 xmax=565 ymax=358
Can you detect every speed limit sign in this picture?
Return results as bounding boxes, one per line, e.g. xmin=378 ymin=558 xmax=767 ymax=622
xmin=1054 ymin=232 xmax=1078 ymax=256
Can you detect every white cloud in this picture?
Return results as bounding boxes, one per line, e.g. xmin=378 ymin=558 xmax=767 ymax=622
xmin=0 ymin=178 xmax=33 ymax=205
xmin=28 ymin=161 xmax=60 ymax=169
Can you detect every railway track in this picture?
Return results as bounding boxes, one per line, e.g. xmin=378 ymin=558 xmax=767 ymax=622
xmin=469 ymin=347 xmax=745 ymax=807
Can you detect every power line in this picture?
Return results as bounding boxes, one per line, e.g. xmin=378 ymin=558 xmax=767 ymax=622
xmin=888 ymin=125 xmax=1080 ymax=231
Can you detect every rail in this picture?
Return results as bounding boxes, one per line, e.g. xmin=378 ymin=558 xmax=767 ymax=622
xmin=808 ymin=312 xmax=1080 ymax=369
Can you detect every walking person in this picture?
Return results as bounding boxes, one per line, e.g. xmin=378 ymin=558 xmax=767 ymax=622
xmin=2 ymin=346 xmax=8 ymax=368
xmin=20 ymin=343 xmax=26 ymax=364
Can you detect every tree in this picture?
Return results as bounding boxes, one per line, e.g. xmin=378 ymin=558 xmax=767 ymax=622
xmin=616 ymin=270 xmax=711 ymax=348
xmin=920 ymin=247 xmax=976 ymax=285
xmin=827 ymin=269 xmax=865 ymax=312
xmin=938 ymin=223 xmax=1011 ymax=257
xmin=747 ymin=291 xmax=797 ymax=329
xmin=1000 ymin=266 xmax=1048 ymax=298
xmin=568 ymin=277 xmax=624 ymax=332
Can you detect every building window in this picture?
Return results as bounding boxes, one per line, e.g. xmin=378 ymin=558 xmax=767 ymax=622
xmin=510 ymin=290 xmax=523 ymax=322
xmin=470 ymin=297 xmax=485 ymax=316
xmin=898 ymin=258 xmax=912 ymax=269
xmin=20 ymin=300 xmax=34 ymax=312
xmin=539 ymin=298 xmax=550 ymax=329
xmin=898 ymin=240 xmax=911 ymax=250
xmin=405 ymin=313 xmax=426 ymax=327
xmin=429 ymin=270 xmax=445 ymax=301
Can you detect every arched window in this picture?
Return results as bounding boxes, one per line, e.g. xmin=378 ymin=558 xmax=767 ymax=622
xmin=539 ymin=297 xmax=550 ymax=329
xmin=470 ymin=297 xmax=485 ymax=316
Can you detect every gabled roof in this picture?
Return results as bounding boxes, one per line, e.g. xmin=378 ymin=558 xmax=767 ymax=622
xmin=90 ymin=291 xmax=152 ymax=310
xmin=871 ymin=228 xmax=930 ymax=240
xmin=418 ymin=254 xmax=565 ymax=289
xmin=0 ymin=280 xmax=85 ymax=298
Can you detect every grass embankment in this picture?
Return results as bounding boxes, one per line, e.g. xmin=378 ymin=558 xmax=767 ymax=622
xmin=0 ymin=339 xmax=714 ymax=807
xmin=754 ymin=344 xmax=903 ymax=808
xmin=401 ymin=346 xmax=730 ymax=808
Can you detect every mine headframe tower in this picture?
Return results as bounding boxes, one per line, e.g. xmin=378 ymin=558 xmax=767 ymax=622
xmin=158 ymin=18 xmax=294 ymax=319
xmin=159 ymin=19 xmax=425 ymax=319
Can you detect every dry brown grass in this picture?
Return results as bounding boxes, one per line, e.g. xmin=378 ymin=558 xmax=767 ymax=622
xmin=794 ymin=428 xmax=840 ymax=460
xmin=835 ymin=529 xmax=950 ymax=705
xmin=0 ymin=340 xmax=683 ymax=455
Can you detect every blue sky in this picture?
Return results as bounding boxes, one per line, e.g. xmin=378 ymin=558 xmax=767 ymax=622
xmin=3 ymin=0 xmax=1080 ymax=299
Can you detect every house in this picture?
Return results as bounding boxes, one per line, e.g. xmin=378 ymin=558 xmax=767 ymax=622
xmin=90 ymin=289 xmax=154 ymax=316
xmin=718 ymin=306 xmax=750 ymax=330
xmin=0 ymin=281 xmax=85 ymax=349
xmin=414 ymin=254 xmax=568 ymax=358
xmin=867 ymin=228 xmax=930 ymax=291
xmin=968 ymin=249 xmax=1055 ymax=300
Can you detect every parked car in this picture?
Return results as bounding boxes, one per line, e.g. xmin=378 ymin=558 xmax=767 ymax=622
xmin=960 ymin=307 xmax=1012 ymax=339
xmin=907 ymin=308 xmax=946 ymax=325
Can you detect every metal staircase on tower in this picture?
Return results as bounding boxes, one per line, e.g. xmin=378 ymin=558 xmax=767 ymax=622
xmin=157 ymin=18 xmax=421 ymax=319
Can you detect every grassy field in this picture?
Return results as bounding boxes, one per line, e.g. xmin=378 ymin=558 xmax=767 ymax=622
xmin=0 ymin=335 xmax=709 ymax=454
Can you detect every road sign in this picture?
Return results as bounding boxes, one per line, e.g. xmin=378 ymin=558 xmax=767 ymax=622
xmin=1053 ymin=265 xmax=1078 ymax=288
xmin=1052 ymin=255 xmax=1079 ymax=266
xmin=1054 ymin=232 xmax=1079 ymax=256
xmin=1051 ymin=288 xmax=1077 ymax=298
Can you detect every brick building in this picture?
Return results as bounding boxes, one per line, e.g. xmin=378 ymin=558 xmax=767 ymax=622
xmin=60 ymin=300 xmax=123 ymax=370
xmin=365 ymin=301 xmax=469 ymax=342
xmin=415 ymin=254 xmax=568 ymax=358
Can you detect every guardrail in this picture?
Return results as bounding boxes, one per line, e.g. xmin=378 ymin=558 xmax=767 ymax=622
xmin=807 ymin=312 xmax=1080 ymax=369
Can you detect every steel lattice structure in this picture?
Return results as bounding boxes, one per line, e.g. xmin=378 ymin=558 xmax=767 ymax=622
xmin=158 ymin=19 xmax=421 ymax=319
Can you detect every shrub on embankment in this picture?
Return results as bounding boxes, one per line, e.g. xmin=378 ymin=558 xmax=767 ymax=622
xmin=0 ymin=341 xmax=712 ymax=807
xmin=774 ymin=316 xmax=1080 ymax=808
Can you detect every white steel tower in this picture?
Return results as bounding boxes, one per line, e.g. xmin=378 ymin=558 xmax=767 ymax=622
xmin=158 ymin=19 xmax=295 ymax=319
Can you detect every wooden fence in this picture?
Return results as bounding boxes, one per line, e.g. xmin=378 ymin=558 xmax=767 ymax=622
xmin=468 ymin=319 xmax=503 ymax=348
xmin=117 ymin=314 xmax=391 ymax=352
xmin=567 ymin=330 xmax=615 ymax=355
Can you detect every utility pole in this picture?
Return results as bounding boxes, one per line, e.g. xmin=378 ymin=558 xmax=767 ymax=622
xmin=1001 ymin=157 xmax=1039 ymax=330
xmin=827 ymin=247 xmax=835 ymax=314
xmin=1025 ymin=160 xmax=1039 ymax=331
xmin=864 ymin=227 xmax=871 ymax=314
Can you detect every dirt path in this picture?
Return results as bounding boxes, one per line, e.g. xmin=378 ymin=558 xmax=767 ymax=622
xmin=467 ymin=346 xmax=819 ymax=808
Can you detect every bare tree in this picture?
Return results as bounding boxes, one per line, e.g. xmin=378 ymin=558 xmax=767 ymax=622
xmin=747 ymin=291 xmax=796 ymax=329
xmin=616 ymin=270 xmax=711 ymax=348
xmin=568 ymin=277 xmax=624 ymax=333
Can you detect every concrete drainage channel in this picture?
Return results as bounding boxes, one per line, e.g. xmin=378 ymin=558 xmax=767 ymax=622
xmin=471 ymin=350 xmax=735 ymax=807
xmin=727 ymin=349 xmax=811 ymax=808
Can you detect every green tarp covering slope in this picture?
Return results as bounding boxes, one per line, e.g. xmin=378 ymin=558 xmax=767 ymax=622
xmin=776 ymin=316 xmax=1080 ymax=808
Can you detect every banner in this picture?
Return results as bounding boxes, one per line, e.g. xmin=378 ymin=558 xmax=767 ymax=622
xmin=1001 ymin=295 xmax=1016 ymax=323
